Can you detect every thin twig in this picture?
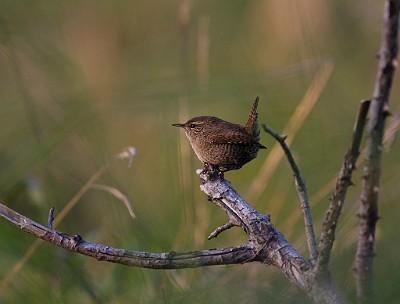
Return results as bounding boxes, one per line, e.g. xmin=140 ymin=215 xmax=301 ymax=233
xmin=47 ymin=207 xmax=55 ymax=229
xmin=316 ymin=100 xmax=370 ymax=277
xmin=207 ymin=221 xmax=235 ymax=240
xmin=355 ymin=1 xmax=400 ymax=303
xmin=262 ymin=124 xmax=318 ymax=263
xmin=0 ymin=202 xmax=256 ymax=268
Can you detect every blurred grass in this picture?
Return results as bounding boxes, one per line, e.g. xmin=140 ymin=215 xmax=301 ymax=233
xmin=1 ymin=1 xmax=400 ymax=303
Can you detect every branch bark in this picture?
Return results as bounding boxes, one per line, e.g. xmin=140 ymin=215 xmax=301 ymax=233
xmin=316 ymin=100 xmax=370 ymax=277
xmin=198 ymin=171 xmax=310 ymax=290
xmin=355 ymin=1 xmax=400 ymax=303
xmin=0 ymin=202 xmax=256 ymax=268
xmin=262 ymin=124 xmax=318 ymax=263
xmin=0 ymin=171 xmax=310 ymax=289
xmin=1 ymin=163 xmax=344 ymax=303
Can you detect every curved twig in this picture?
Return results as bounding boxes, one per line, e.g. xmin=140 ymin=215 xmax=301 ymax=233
xmin=207 ymin=221 xmax=235 ymax=240
xmin=0 ymin=202 xmax=256 ymax=268
xmin=262 ymin=124 xmax=318 ymax=263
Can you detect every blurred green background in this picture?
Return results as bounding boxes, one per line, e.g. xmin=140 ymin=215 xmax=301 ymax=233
xmin=0 ymin=1 xmax=399 ymax=303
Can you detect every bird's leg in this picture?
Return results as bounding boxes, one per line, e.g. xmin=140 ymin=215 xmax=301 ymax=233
xmin=202 ymin=162 xmax=224 ymax=180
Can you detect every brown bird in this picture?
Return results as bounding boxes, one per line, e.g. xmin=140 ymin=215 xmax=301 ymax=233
xmin=173 ymin=97 xmax=266 ymax=172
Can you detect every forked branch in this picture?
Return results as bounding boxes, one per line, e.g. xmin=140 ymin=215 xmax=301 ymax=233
xmin=0 ymin=169 xmax=310 ymax=290
xmin=2 ymin=146 xmax=350 ymax=303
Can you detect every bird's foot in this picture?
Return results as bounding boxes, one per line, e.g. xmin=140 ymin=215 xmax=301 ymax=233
xmin=202 ymin=163 xmax=224 ymax=180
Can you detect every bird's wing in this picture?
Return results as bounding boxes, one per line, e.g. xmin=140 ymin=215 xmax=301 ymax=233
xmin=207 ymin=124 xmax=255 ymax=145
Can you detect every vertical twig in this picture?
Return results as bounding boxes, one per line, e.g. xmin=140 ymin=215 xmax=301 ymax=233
xmin=316 ymin=100 xmax=370 ymax=277
xmin=47 ymin=207 xmax=55 ymax=229
xmin=355 ymin=1 xmax=400 ymax=303
xmin=262 ymin=124 xmax=318 ymax=262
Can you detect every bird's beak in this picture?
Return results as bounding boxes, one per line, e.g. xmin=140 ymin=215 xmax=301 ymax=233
xmin=172 ymin=123 xmax=184 ymax=128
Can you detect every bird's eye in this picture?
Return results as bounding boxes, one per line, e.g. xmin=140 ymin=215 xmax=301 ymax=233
xmin=189 ymin=123 xmax=196 ymax=128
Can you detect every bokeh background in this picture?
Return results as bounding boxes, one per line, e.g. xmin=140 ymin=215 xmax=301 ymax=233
xmin=0 ymin=1 xmax=399 ymax=303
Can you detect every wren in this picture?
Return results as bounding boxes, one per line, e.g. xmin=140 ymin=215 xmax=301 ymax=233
xmin=173 ymin=97 xmax=266 ymax=173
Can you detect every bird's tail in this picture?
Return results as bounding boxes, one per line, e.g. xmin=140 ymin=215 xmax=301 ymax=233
xmin=245 ymin=96 xmax=260 ymax=141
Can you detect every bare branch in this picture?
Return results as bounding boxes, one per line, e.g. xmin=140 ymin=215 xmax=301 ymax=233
xmin=198 ymin=170 xmax=311 ymax=290
xmin=0 ymin=165 xmax=346 ymax=303
xmin=0 ymin=184 xmax=310 ymax=292
xmin=262 ymin=124 xmax=318 ymax=263
xmin=199 ymin=171 xmax=343 ymax=303
xmin=207 ymin=221 xmax=235 ymax=240
xmin=0 ymin=202 xmax=256 ymax=268
xmin=355 ymin=1 xmax=400 ymax=302
xmin=316 ymin=100 xmax=370 ymax=276
xmin=0 ymin=170 xmax=311 ymax=293
xmin=47 ymin=207 xmax=55 ymax=229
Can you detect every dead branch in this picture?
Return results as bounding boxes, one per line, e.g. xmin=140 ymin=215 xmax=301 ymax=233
xmin=355 ymin=1 xmax=400 ymax=303
xmin=0 ymin=170 xmax=310 ymax=288
xmin=198 ymin=170 xmax=310 ymax=290
xmin=316 ymin=100 xmax=370 ymax=277
xmin=1 ymin=163 xmax=345 ymax=303
xmin=0 ymin=202 xmax=256 ymax=268
xmin=262 ymin=124 xmax=318 ymax=263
